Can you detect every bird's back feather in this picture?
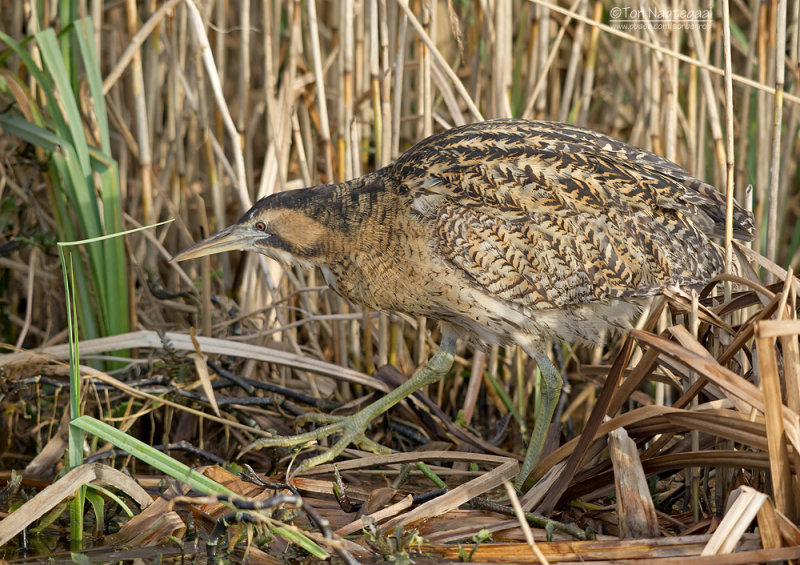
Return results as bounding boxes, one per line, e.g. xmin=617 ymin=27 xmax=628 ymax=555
xmin=390 ymin=119 xmax=753 ymax=314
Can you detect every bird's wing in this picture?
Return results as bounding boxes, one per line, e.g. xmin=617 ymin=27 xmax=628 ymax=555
xmin=392 ymin=120 xmax=735 ymax=308
xmin=394 ymin=119 xmax=754 ymax=240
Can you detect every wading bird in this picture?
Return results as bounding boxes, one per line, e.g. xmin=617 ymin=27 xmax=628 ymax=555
xmin=173 ymin=119 xmax=754 ymax=486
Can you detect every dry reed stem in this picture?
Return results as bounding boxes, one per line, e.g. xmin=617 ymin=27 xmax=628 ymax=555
xmin=767 ymin=0 xmax=788 ymax=264
xmin=396 ymin=0 xmax=482 ymax=120
xmin=185 ymin=0 xmax=248 ymax=209
xmin=124 ymin=0 xmax=153 ymax=227
xmin=702 ymin=486 xmax=767 ymax=555
xmin=504 ymin=480 xmax=550 ymax=564
xmin=529 ymin=0 xmax=800 ymax=106
xmin=721 ymin=0 xmax=736 ymax=283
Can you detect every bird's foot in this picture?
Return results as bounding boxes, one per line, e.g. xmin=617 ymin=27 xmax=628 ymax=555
xmin=241 ymin=408 xmax=392 ymax=474
xmin=241 ymin=335 xmax=457 ymax=475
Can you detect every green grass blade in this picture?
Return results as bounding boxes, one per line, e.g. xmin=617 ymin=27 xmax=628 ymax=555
xmin=89 ymin=151 xmax=129 ymax=338
xmin=272 ymin=526 xmax=328 ymax=559
xmin=71 ymin=413 xmax=326 ymax=557
xmin=59 ymin=244 xmax=86 ymax=545
xmin=485 ymin=371 xmax=522 ymax=427
xmin=84 ymin=489 xmax=105 ymax=535
xmin=0 ymin=31 xmax=67 ymax=132
xmin=35 ymin=28 xmax=93 ymax=179
xmin=73 ymin=20 xmax=111 ymax=153
xmin=0 ymin=114 xmax=62 ymax=151
xmin=37 ymin=27 xmax=112 ymax=331
xmin=88 ymin=484 xmax=134 ymax=518
xmin=70 ymin=416 xmax=237 ymax=496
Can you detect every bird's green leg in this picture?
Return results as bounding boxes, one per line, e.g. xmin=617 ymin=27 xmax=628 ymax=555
xmin=515 ymin=354 xmax=563 ymax=489
xmin=242 ymin=333 xmax=457 ymax=472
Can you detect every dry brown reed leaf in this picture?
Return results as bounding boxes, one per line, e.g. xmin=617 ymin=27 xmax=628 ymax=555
xmin=661 ymin=287 xmax=735 ymax=334
xmin=609 ymin=347 xmax=670 ymax=415
xmin=187 ymin=352 xmax=221 ymax=417
xmin=632 ymin=331 xmax=759 ymax=415
xmin=735 ymin=243 xmax=800 ymax=294
xmin=429 ymin=533 xmax=766 ymax=563
xmin=420 ymin=515 xmax=521 ymax=544
xmin=0 ymin=463 xmax=153 ymax=546
xmin=293 ymin=477 xmax=377 ymax=502
xmin=104 ymin=496 xmax=185 ymax=547
xmin=757 ymin=499 xmax=785 ymax=550
xmin=311 ymin=451 xmax=518 ymax=533
xmin=334 ymin=494 xmax=413 ymax=536
xmin=0 ymin=330 xmax=386 ymax=391
xmin=22 ymin=432 xmax=67 ymax=480
xmin=567 ymin=450 xmax=777 ymax=503
xmin=520 ymin=459 xmax=568 ymax=511
xmin=756 ymin=331 xmax=796 ymax=519
xmin=531 ymin=376 xmax=794 ymax=506
xmin=655 ymin=410 xmax=768 ymax=450
xmin=608 ymin=424 xmax=659 ymax=538
xmin=92 ymin=464 xmax=154 ymax=509
xmin=770 ymin=505 xmax=800 ymax=546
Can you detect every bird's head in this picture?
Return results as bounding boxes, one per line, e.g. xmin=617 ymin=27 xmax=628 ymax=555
xmin=171 ymin=195 xmax=329 ymax=269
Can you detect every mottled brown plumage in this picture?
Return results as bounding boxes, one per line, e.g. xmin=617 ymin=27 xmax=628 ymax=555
xmin=173 ymin=118 xmax=754 ymax=483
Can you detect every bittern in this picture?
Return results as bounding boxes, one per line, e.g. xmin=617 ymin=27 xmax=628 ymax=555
xmin=173 ymin=119 xmax=754 ymax=487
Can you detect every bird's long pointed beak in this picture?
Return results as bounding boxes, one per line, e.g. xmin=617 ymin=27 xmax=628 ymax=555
xmin=171 ymin=225 xmax=248 ymax=263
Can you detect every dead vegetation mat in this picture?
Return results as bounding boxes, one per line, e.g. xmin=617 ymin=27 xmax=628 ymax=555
xmin=2 ymin=245 xmax=800 ymax=564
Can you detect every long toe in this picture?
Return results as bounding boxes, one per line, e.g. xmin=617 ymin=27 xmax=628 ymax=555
xmin=240 ymin=412 xmax=389 ymax=470
xmin=241 ymin=420 xmax=346 ymax=454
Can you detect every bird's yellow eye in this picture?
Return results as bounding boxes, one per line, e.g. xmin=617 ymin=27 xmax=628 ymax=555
xmin=255 ymin=221 xmax=266 ymax=231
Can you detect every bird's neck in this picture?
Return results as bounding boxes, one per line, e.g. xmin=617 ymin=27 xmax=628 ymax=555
xmin=264 ymin=170 xmax=391 ymax=265
xmin=293 ymin=170 xmax=390 ymax=236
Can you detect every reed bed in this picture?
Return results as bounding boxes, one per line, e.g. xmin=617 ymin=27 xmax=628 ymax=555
xmin=1 ymin=0 xmax=800 ymax=561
